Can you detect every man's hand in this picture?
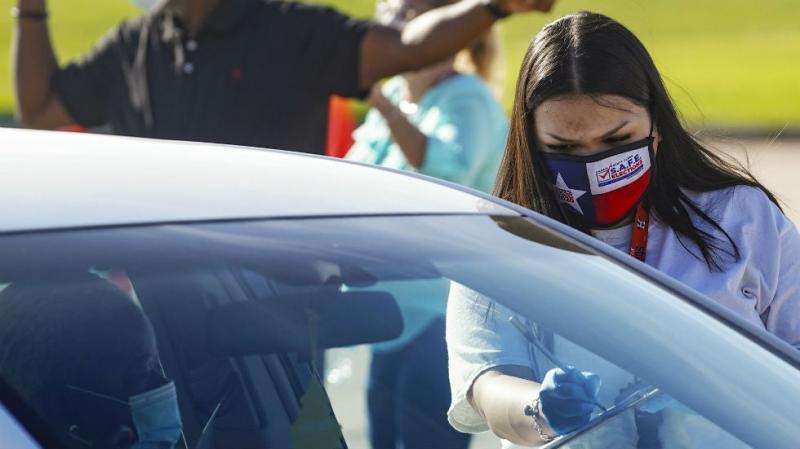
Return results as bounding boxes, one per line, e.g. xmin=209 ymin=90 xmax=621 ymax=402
xmin=16 ymin=0 xmax=47 ymax=11
xmin=13 ymin=0 xmax=75 ymax=129
xmin=495 ymin=0 xmax=557 ymax=14
xmin=360 ymin=0 xmax=559 ymax=89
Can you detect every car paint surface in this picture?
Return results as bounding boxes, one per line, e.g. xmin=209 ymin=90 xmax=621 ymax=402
xmin=0 ymin=403 xmax=40 ymax=449
xmin=0 ymin=129 xmax=515 ymax=233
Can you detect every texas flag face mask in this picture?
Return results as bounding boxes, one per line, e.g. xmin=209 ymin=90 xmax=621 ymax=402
xmin=541 ymin=137 xmax=654 ymax=227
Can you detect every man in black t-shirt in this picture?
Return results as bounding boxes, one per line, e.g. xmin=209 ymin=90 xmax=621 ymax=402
xmin=12 ymin=0 xmax=555 ymax=154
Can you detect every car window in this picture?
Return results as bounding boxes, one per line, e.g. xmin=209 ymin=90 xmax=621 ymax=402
xmin=459 ymin=292 xmax=752 ymax=449
xmin=0 ymin=215 xmax=797 ymax=449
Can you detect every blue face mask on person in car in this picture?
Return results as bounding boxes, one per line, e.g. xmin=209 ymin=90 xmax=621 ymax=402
xmin=68 ymin=379 xmax=182 ymax=449
xmin=129 ymin=381 xmax=183 ymax=449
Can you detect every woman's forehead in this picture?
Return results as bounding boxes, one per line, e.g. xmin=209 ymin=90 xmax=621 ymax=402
xmin=534 ymin=94 xmax=648 ymax=138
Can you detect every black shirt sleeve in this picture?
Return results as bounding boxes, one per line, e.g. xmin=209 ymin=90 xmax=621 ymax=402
xmin=52 ymin=26 xmax=126 ymax=128
xmin=283 ymin=2 xmax=371 ymax=99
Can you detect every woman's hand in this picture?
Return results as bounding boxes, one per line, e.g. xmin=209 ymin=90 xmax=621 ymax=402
xmin=539 ymin=367 xmax=602 ymax=434
xmin=367 ymin=85 xmax=427 ymax=168
xmin=368 ymin=85 xmax=406 ymax=122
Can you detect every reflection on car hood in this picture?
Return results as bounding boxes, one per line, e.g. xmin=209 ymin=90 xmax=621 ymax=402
xmin=0 ymin=129 xmax=516 ymax=233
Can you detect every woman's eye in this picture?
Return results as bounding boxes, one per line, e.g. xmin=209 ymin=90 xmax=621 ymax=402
xmin=546 ymin=143 xmax=576 ymax=152
xmin=605 ymin=134 xmax=631 ymax=144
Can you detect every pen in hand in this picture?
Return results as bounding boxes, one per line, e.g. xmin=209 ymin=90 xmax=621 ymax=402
xmin=509 ymin=316 xmax=608 ymax=413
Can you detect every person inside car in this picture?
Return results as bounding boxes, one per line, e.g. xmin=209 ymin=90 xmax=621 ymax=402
xmin=445 ymin=11 xmax=800 ymax=448
xmin=0 ymin=274 xmax=182 ymax=449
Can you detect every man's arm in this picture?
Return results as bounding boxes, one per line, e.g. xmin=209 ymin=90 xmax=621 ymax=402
xmin=359 ymin=0 xmax=555 ymax=89
xmin=12 ymin=0 xmax=74 ymax=129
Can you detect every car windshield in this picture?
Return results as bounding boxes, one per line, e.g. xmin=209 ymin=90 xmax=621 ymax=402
xmin=0 ymin=214 xmax=797 ymax=449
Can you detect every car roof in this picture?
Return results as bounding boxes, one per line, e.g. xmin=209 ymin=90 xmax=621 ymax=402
xmin=0 ymin=129 xmax=517 ymax=233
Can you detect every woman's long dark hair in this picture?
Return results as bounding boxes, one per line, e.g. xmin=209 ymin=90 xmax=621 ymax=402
xmin=494 ymin=11 xmax=780 ymax=270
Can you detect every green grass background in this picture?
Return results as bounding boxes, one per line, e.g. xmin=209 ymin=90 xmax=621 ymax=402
xmin=1 ymin=0 xmax=798 ymax=130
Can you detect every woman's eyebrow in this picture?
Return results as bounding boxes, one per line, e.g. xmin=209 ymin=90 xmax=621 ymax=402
xmin=545 ymin=132 xmax=574 ymax=142
xmin=545 ymin=120 xmax=630 ymax=143
xmin=600 ymin=120 xmax=629 ymax=138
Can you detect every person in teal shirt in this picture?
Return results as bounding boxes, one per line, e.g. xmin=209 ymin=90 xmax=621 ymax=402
xmin=345 ymin=2 xmax=508 ymax=448
xmin=346 ymin=50 xmax=507 ymax=194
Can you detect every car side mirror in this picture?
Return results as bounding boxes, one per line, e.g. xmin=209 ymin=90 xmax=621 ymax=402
xmin=206 ymin=291 xmax=403 ymax=356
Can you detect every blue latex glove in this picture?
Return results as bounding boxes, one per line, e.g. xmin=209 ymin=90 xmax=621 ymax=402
xmin=539 ymin=367 xmax=602 ymax=435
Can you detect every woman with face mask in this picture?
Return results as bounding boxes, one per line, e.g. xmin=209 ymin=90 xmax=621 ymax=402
xmin=344 ymin=1 xmax=507 ymax=448
xmin=445 ymin=11 xmax=800 ymax=449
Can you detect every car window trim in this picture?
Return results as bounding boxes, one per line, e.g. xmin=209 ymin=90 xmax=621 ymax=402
xmin=0 ymin=212 xmax=499 ymax=238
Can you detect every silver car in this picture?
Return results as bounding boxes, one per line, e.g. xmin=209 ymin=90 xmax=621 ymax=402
xmin=0 ymin=128 xmax=798 ymax=449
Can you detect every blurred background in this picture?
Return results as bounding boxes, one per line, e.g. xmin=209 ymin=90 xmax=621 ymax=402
xmin=0 ymin=0 xmax=798 ymax=131
xmin=1 ymin=2 xmax=798 ymax=448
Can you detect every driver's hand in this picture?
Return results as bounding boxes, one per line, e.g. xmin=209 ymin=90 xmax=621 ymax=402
xmin=539 ymin=367 xmax=602 ymax=434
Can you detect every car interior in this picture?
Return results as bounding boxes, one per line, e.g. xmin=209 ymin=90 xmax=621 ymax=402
xmin=0 ymin=252 xmax=405 ymax=448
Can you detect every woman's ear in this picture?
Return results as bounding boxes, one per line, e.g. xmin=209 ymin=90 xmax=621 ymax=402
xmin=652 ymin=127 xmax=662 ymax=154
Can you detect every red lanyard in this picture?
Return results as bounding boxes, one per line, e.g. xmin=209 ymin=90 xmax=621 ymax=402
xmin=628 ymin=203 xmax=650 ymax=262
